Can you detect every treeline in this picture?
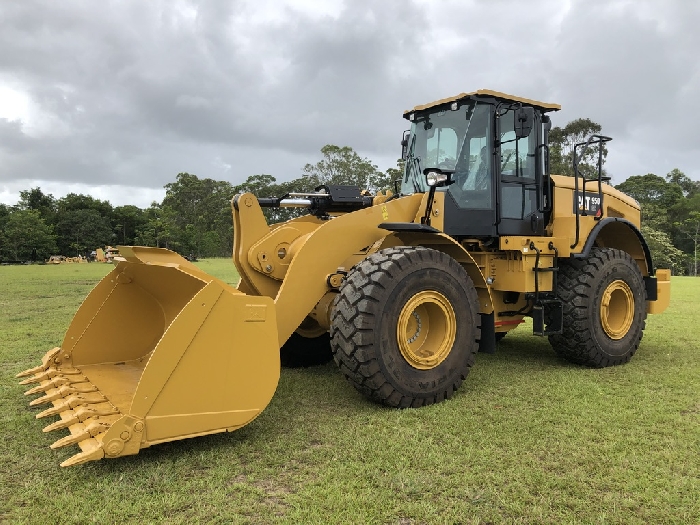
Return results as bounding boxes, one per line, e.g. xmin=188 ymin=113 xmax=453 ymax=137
xmin=615 ymin=170 xmax=699 ymax=275
xmin=0 ymin=145 xmax=399 ymax=261
xmin=1 ymin=137 xmax=698 ymax=275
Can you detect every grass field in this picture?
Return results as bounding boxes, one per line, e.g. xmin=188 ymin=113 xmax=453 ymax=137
xmin=1 ymin=259 xmax=698 ymax=524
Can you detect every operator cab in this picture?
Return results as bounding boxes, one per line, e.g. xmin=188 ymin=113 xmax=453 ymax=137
xmin=401 ymin=89 xmax=560 ymax=239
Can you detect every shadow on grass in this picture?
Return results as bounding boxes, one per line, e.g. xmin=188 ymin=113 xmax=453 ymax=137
xmin=12 ymin=327 xmax=639 ymax=475
xmin=477 ymin=329 xmax=577 ymax=369
xmin=29 ymin=362 xmax=375 ymax=473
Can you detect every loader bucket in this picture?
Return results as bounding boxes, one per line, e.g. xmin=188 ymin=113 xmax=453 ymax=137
xmin=18 ymin=246 xmax=280 ymax=467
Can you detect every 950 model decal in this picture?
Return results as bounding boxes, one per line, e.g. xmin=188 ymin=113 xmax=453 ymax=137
xmin=574 ymin=191 xmax=602 ymax=216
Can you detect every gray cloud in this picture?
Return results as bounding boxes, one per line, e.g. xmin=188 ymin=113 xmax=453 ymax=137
xmin=0 ymin=0 xmax=698 ymax=207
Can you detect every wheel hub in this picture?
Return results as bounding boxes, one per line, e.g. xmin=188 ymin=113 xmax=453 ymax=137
xmin=600 ymin=279 xmax=634 ymax=340
xmin=397 ymin=291 xmax=456 ymax=370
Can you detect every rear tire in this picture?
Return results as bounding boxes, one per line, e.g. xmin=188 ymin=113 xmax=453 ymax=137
xmin=330 ymin=247 xmax=480 ymax=408
xmin=548 ymin=248 xmax=647 ymax=367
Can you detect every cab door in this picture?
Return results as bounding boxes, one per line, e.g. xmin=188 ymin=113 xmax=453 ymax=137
xmin=442 ymin=103 xmax=498 ymax=238
xmin=496 ymin=107 xmax=545 ymax=237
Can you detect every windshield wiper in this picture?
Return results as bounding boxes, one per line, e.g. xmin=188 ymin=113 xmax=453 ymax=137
xmin=404 ymin=134 xmax=417 ymax=183
xmin=409 ymin=154 xmax=422 ymax=192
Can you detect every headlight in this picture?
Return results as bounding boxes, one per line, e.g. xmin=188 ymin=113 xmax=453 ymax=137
xmin=425 ymin=171 xmax=448 ymax=187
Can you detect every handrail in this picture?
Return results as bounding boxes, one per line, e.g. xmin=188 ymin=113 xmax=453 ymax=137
xmin=570 ymin=134 xmax=612 ymax=249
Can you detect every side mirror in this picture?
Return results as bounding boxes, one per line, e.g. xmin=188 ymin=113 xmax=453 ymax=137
xmin=514 ymin=107 xmax=535 ymax=139
xmin=542 ymin=114 xmax=551 ymax=132
xmin=401 ymin=130 xmax=410 ymax=160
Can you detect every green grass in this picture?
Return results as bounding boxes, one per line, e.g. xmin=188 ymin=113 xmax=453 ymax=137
xmin=1 ymin=259 xmax=698 ymax=524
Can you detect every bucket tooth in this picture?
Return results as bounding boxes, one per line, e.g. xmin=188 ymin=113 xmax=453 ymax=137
xmin=42 ymin=409 xmax=119 ymax=433
xmin=43 ymin=415 xmax=79 ymax=433
xmin=51 ymin=419 xmax=113 ymax=449
xmin=20 ymin=366 xmax=82 ymax=385
xmin=51 ymin=427 xmax=89 ymax=449
xmin=59 ymin=375 xmax=89 ymax=385
xmin=19 ymin=369 xmax=55 ymax=386
xmin=19 ymin=367 xmax=81 ymax=386
xmin=72 ymin=404 xmax=119 ymax=420
xmin=29 ymin=383 xmax=98 ymax=406
xmin=16 ymin=347 xmax=60 ymax=378
xmin=65 ymin=392 xmax=106 ymax=406
xmin=29 ymin=392 xmax=59 ymax=407
xmin=16 ymin=365 xmax=48 ymax=379
xmin=24 ymin=382 xmax=53 ymax=396
xmin=36 ymin=402 xmax=71 ymax=419
xmin=60 ymin=438 xmax=105 ymax=468
xmin=38 ymin=399 xmax=117 ymax=422
xmin=35 ymin=393 xmax=106 ymax=419
xmin=25 ymin=375 xmax=89 ymax=396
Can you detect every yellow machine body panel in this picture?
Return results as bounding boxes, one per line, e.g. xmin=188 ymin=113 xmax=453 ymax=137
xmin=544 ymin=175 xmax=670 ymax=315
xmin=232 ymin=192 xmax=426 ymax=346
xmin=549 ymin=175 xmax=642 ymax=256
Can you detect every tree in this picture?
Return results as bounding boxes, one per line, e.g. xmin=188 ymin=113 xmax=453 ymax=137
xmin=162 ymin=173 xmax=236 ymax=257
xmin=134 ymin=202 xmax=175 ymax=249
xmin=18 ymin=187 xmax=57 ymax=225
xmin=232 ymin=174 xmax=304 ymax=224
xmin=231 ymin=174 xmax=279 ymax=196
xmin=615 ymin=174 xmax=683 ymax=210
xmin=641 ymin=225 xmax=686 ymax=275
xmin=112 ymin=205 xmax=146 ymax=245
xmin=549 ymin=118 xmax=607 ymax=178
xmin=615 ymin=175 xmax=678 ymax=240
xmin=671 ymin=198 xmax=700 ymax=276
xmin=615 ymin=171 xmax=700 ymax=275
xmin=666 ymin=168 xmax=698 ymax=198
xmin=301 ymin=145 xmax=386 ymax=191
xmin=54 ymin=208 xmax=114 ymax=256
xmin=52 ymin=193 xmax=114 ymax=254
xmin=378 ymin=159 xmax=405 ymax=194
xmin=57 ymin=193 xmax=113 ymax=217
xmin=0 ymin=203 xmax=11 ymax=226
xmin=0 ymin=209 xmax=57 ymax=261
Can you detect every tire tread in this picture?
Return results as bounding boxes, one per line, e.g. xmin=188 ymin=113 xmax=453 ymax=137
xmin=330 ymin=246 xmax=479 ymax=407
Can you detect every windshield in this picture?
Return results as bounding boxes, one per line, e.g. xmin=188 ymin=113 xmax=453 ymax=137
xmin=401 ymin=101 xmax=482 ymax=194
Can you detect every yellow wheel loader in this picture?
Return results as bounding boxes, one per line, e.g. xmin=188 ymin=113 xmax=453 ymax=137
xmin=19 ymin=89 xmax=671 ymax=466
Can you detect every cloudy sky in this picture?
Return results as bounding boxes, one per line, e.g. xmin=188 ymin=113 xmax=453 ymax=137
xmin=0 ymin=0 xmax=698 ymax=208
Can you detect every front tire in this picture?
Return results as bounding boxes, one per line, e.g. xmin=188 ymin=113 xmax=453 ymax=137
xmin=330 ymin=247 xmax=480 ymax=408
xmin=549 ymin=248 xmax=647 ymax=367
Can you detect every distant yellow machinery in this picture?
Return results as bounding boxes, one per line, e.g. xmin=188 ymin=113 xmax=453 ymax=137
xmin=19 ymin=90 xmax=670 ymax=467
xmin=94 ymin=246 xmax=121 ymax=263
xmin=46 ymin=255 xmax=87 ymax=264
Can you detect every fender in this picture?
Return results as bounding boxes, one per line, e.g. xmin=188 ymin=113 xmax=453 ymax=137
xmin=575 ymin=218 xmax=653 ymax=272
xmin=376 ymin=231 xmax=497 ymax=353
xmin=377 ymin=231 xmax=493 ymax=311
xmin=574 ymin=217 xmax=658 ymax=300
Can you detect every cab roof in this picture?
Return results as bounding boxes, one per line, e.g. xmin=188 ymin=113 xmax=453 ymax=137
xmin=403 ymin=89 xmax=561 ymax=117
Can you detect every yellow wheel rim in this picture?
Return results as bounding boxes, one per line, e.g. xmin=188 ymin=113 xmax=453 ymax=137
xmin=600 ymin=280 xmax=635 ymax=340
xmin=397 ymin=291 xmax=456 ymax=370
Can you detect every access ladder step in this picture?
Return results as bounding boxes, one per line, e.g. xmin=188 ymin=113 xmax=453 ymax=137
xmin=532 ymin=300 xmax=563 ymax=336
